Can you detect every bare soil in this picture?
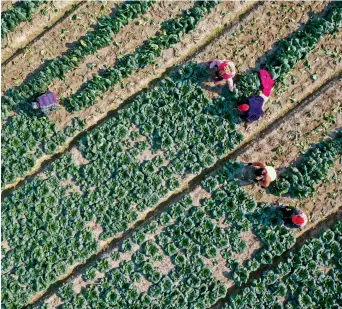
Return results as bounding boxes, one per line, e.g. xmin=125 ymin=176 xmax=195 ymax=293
xmin=4 ymin=2 xmax=342 ymax=307
xmin=5 ymin=1 xmax=333 ymax=190
xmin=1 ymin=1 xmax=114 ymax=90
xmin=1 ymin=1 xmax=78 ymax=63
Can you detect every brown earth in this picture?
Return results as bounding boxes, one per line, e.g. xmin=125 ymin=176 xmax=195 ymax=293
xmin=3 ymin=1 xmax=332 ymax=190
xmin=4 ymin=2 xmax=342 ymax=307
xmin=1 ymin=0 xmax=15 ymax=13
xmin=14 ymin=4 xmax=342 ymax=296
xmin=1 ymin=1 xmax=114 ymax=90
xmin=2 ymin=0 xmax=255 ymax=189
xmin=1 ymin=1 xmax=79 ymax=63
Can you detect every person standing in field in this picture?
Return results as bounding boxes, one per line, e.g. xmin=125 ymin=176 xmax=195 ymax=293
xmin=238 ymin=69 xmax=275 ymax=124
xmin=209 ymin=59 xmax=236 ymax=91
xmin=277 ymin=205 xmax=308 ymax=228
xmin=245 ymin=161 xmax=277 ymax=188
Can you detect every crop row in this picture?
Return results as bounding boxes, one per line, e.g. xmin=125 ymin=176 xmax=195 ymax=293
xmin=271 ymin=131 xmax=342 ymax=198
xmin=63 ymin=0 xmax=219 ymax=112
xmin=1 ymin=0 xmax=155 ymax=120
xmin=1 ymin=0 xmax=46 ymax=40
xmin=2 ymin=7 xmax=341 ymax=306
xmin=31 ymin=161 xmax=297 ymax=309
xmin=222 ymin=222 xmax=342 ymax=309
xmin=1 ymin=0 xmax=217 ymax=188
xmin=2 ymin=2 xmax=341 ymax=188
xmin=1 ymin=63 xmax=242 ymax=308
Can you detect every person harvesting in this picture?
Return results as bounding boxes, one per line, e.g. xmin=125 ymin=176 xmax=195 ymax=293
xmin=238 ymin=69 xmax=275 ymax=124
xmin=277 ymin=205 xmax=308 ymax=228
xmin=209 ymin=59 xmax=236 ymax=91
xmin=32 ymin=90 xmax=59 ymax=116
xmin=247 ymin=161 xmax=277 ymax=189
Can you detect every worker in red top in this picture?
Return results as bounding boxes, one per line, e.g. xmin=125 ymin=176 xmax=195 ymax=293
xmin=277 ymin=205 xmax=308 ymax=228
xmin=238 ymin=69 xmax=275 ymax=124
xmin=247 ymin=161 xmax=277 ymax=188
xmin=32 ymin=90 xmax=59 ymax=116
xmin=209 ymin=60 xmax=236 ymax=91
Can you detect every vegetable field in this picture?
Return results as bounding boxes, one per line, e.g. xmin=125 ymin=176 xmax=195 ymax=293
xmin=1 ymin=1 xmax=341 ymax=309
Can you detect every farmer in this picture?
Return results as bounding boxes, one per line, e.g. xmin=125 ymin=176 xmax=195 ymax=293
xmin=32 ymin=90 xmax=59 ymax=116
xmin=246 ymin=161 xmax=277 ymax=188
xmin=209 ymin=59 xmax=236 ymax=91
xmin=238 ymin=69 xmax=275 ymax=124
xmin=277 ymin=205 xmax=308 ymax=228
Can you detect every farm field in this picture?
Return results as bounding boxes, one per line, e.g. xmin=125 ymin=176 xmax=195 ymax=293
xmin=1 ymin=1 xmax=341 ymax=309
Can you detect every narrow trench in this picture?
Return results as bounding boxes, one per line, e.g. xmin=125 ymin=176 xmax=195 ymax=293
xmin=1 ymin=1 xmax=263 ymax=198
xmin=210 ymin=207 xmax=342 ymax=309
xmin=26 ymin=75 xmax=340 ymax=308
xmin=1 ymin=1 xmax=86 ymax=66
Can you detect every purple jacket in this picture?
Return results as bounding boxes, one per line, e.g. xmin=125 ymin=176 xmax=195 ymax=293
xmin=246 ymin=95 xmax=264 ymax=123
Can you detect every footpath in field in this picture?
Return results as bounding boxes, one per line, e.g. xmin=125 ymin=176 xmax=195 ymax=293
xmin=219 ymin=221 xmax=342 ymax=309
xmin=30 ymin=149 xmax=342 ymax=309
xmin=2 ymin=4 xmax=341 ymax=308
xmin=7 ymin=1 xmax=333 ymax=189
xmin=1 ymin=0 xmax=238 ymax=188
xmin=1 ymin=0 xmax=79 ymax=63
xmin=29 ymin=72 xmax=342 ymax=309
xmin=1 ymin=0 xmax=258 ymax=189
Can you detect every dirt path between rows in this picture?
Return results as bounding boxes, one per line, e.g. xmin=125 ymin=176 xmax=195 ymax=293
xmin=2 ymin=0 xmax=258 ymax=190
xmin=1 ymin=1 xmax=116 ymax=90
xmin=211 ymin=207 xmax=342 ymax=309
xmin=1 ymin=1 xmax=79 ymax=64
xmin=31 ymin=76 xmax=342 ymax=308
xmin=4 ymin=1 xmax=332 ymax=190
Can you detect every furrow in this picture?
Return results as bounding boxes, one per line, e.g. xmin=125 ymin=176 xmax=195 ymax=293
xmin=28 ymin=74 xmax=342 ymax=309
xmin=2 ymin=4 xmax=341 ymax=308
xmin=1 ymin=1 xmax=82 ymax=64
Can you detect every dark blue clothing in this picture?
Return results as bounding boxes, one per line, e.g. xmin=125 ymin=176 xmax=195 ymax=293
xmin=241 ymin=95 xmax=264 ymax=123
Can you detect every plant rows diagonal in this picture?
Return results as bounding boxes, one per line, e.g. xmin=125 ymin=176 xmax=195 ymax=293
xmin=1 ymin=0 xmax=47 ymax=40
xmin=1 ymin=0 xmax=155 ymax=120
xmin=2 ymin=3 xmax=341 ymax=188
xmin=2 ymin=5 xmax=341 ymax=308
xmin=31 ymin=161 xmax=299 ymax=309
xmin=1 ymin=0 xmax=218 ymax=188
xmin=271 ymin=132 xmax=342 ymax=198
xmin=221 ymin=222 xmax=342 ymax=309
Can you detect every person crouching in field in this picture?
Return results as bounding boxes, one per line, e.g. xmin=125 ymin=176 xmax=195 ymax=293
xmin=245 ymin=161 xmax=277 ymax=189
xmin=209 ymin=59 xmax=236 ymax=91
xmin=238 ymin=69 xmax=275 ymax=124
xmin=32 ymin=90 xmax=59 ymax=116
xmin=277 ymin=205 xmax=308 ymax=228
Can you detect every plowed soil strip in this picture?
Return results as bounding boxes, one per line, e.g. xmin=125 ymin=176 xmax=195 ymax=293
xmin=2 ymin=1 xmax=330 ymax=190
xmin=212 ymin=207 xmax=342 ymax=309
xmin=1 ymin=1 xmax=82 ymax=64
xmin=27 ymin=75 xmax=341 ymax=308
xmin=2 ymin=0 xmax=258 ymax=190
xmin=1 ymin=1 xmax=117 ymax=90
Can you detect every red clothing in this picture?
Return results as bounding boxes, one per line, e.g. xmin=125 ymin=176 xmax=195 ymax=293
xmin=259 ymin=69 xmax=275 ymax=96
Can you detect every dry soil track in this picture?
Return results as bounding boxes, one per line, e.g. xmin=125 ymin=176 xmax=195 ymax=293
xmin=1 ymin=1 xmax=341 ymax=308
xmin=1 ymin=1 xmax=80 ymax=64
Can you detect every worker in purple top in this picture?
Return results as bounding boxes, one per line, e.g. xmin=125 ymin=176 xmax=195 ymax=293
xmin=238 ymin=70 xmax=275 ymax=124
xmin=32 ymin=90 xmax=59 ymax=116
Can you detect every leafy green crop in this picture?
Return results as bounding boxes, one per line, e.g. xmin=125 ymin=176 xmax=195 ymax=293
xmin=2 ymin=4 xmax=341 ymax=308
xmin=223 ymin=222 xmax=342 ymax=309
xmin=271 ymin=131 xmax=342 ymax=198
xmin=2 ymin=2 xmax=340 ymax=188
xmin=1 ymin=0 xmax=216 ymax=187
xmin=30 ymin=160 xmax=300 ymax=309
xmin=1 ymin=0 xmax=155 ymax=120
xmin=64 ymin=0 xmax=218 ymax=112
xmin=1 ymin=0 xmax=47 ymax=40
